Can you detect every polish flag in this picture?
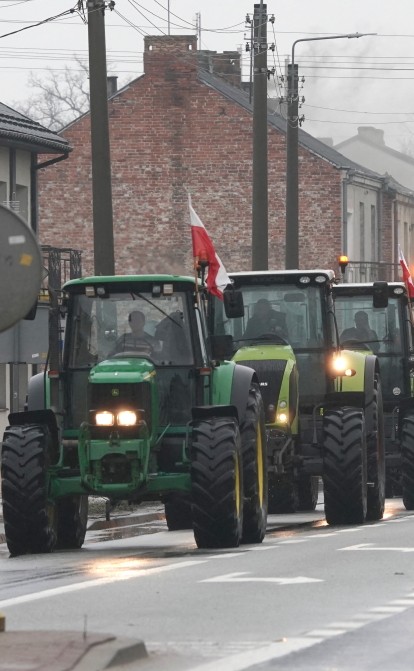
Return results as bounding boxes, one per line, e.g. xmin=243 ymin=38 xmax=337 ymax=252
xmin=188 ymin=195 xmax=231 ymax=299
xmin=399 ymin=246 xmax=414 ymax=299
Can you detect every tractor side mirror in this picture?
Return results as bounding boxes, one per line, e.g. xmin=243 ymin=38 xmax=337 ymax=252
xmin=373 ymin=281 xmax=389 ymax=308
xmin=210 ymin=334 xmax=234 ymax=360
xmin=223 ymin=288 xmax=244 ymax=318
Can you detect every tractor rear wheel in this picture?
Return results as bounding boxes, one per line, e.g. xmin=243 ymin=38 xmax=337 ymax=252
xmin=401 ymin=414 xmax=414 ymax=510
xmin=164 ymin=494 xmax=193 ymax=530
xmin=1 ymin=424 xmax=57 ymax=556
xmin=240 ymin=384 xmax=268 ymax=543
xmin=366 ymin=379 xmax=385 ymax=521
xmin=323 ymin=408 xmax=367 ymax=525
xmin=191 ymin=417 xmax=243 ymax=549
xmin=56 ymin=496 xmax=89 ymax=549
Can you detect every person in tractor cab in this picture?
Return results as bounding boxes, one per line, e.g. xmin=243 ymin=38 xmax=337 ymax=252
xmin=340 ymin=310 xmax=380 ymax=353
xmin=111 ymin=310 xmax=160 ymax=356
xmin=243 ymin=298 xmax=288 ymax=340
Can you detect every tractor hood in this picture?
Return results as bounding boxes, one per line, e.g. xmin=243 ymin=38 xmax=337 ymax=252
xmin=89 ymin=357 xmax=156 ymax=385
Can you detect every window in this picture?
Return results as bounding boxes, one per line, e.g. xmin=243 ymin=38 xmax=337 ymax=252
xmin=359 ymin=202 xmax=365 ymax=259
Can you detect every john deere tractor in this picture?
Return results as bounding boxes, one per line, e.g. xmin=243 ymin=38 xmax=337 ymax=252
xmin=211 ymin=269 xmax=385 ymax=525
xmin=333 ymin=280 xmax=414 ymax=507
xmin=1 ymin=274 xmax=267 ymax=555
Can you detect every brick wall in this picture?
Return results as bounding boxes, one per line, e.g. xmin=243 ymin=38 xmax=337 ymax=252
xmin=38 ymin=35 xmax=345 ymax=277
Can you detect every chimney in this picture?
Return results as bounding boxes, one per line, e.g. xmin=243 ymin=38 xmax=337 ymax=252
xmin=143 ymin=35 xmax=198 ymax=77
xmin=357 ymin=126 xmax=385 ymax=146
xmin=198 ymin=49 xmax=242 ymax=87
xmin=107 ymin=76 xmax=118 ymax=98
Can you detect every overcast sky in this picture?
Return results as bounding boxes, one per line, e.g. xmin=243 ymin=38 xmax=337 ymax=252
xmin=1 ymin=0 xmax=414 ymax=151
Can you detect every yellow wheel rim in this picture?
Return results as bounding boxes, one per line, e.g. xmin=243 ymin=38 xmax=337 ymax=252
xmin=235 ymin=453 xmax=241 ymax=517
xmin=257 ymin=425 xmax=264 ymax=507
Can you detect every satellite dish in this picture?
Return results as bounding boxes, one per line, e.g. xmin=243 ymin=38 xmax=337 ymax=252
xmin=0 ymin=204 xmax=42 ymax=333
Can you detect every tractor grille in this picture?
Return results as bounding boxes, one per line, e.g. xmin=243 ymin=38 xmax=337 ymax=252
xmin=238 ymin=359 xmax=287 ymax=409
xmin=89 ymin=382 xmax=152 ymax=435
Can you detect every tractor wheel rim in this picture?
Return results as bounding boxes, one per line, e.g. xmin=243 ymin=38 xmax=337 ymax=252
xmin=257 ymin=424 xmax=264 ymax=506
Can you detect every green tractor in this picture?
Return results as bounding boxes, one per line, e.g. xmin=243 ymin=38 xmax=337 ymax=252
xmin=333 ymin=280 xmax=414 ymax=506
xmin=1 ymin=274 xmax=267 ymax=555
xmin=210 ymin=270 xmax=385 ymax=525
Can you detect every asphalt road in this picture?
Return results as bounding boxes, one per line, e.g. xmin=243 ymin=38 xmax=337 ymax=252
xmin=1 ymin=497 xmax=414 ymax=670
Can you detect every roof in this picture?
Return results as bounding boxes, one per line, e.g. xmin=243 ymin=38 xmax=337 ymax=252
xmin=0 ymin=102 xmax=71 ymax=155
xmin=335 ymin=133 xmax=414 ymax=168
xmin=197 ymin=69 xmax=384 ymax=181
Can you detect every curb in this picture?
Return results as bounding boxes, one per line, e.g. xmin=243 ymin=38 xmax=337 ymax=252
xmin=0 ymin=629 xmax=148 ymax=671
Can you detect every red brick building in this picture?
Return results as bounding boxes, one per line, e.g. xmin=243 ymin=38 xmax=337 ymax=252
xmin=38 ymin=35 xmax=406 ymax=279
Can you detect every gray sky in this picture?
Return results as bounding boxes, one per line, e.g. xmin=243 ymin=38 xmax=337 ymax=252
xmin=1 ymin=0 xmax=414 ymax=151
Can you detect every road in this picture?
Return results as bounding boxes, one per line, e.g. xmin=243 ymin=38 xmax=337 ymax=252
xmin=1 ymin=498 xmax=414 ymax=670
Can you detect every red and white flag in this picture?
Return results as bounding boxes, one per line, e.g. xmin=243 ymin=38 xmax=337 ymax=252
xmin=399 ymin=246 xmax=414 ymax=299
xmin=188 ymin=195 xmax=231 ymax=299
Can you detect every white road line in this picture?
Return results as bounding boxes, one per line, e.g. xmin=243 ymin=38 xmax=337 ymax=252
xmin=0 ymin=559 xmax=207 ymax=608
xmin=190 ymin=638 xmax=324 ymax=671
xmin=200 ymin=572 xmax=323 ymax=585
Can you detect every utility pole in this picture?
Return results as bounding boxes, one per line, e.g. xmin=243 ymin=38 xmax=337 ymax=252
xmin=252 ymin=1 xmax=268 ymax=271
xmin=285 ymin=32 xmax=376 ymax=270
xmin=87 ymin=0 xmax=115 ymax=275
xmin=285 ymin=60 xmax=299 ymax=269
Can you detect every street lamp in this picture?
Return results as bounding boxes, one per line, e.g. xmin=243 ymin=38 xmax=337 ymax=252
xmin=285 ymin=32 xmax=376 ymax=269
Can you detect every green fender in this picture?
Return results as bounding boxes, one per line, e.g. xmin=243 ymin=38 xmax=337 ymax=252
xmin=211 ymin=360 xmax=257 ymax=425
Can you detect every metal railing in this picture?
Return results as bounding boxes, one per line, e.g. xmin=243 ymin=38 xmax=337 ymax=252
xmin=341 ymin=261 xmax=401 ymax=283
xmin=40 ymin=245 xmax=82 ymax=291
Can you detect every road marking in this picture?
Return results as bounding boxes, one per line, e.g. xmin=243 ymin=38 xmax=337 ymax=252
xmin=339 ymin=543 xmax=414 ymax=552
xmin=189 ymin=638 xmax=324 ymax=671
xmin=0 ymin=559 xmax=208 ymax=608
xmin=200 ymin=572 xmax=323 ymax=585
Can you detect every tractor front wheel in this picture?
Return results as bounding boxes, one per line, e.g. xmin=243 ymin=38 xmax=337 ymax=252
xmin=240 ymin=384 xmax=268 ymax=543
xmin=191 ymin=417 xmax=243 ymax=549
xmin=323 ymin=408 xmax=367 ymax=525
xmin=366 ymin=379 xmax=385 ymax=521
xmin=1 ymin=425 xmax=57 ymax=556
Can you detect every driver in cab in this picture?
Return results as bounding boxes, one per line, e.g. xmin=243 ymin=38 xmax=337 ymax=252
xmin=111 ymin=310 xmax=160 ymax=356
xmin=243 ymin=298 xmax=288 ymax=340
xmin=340 ymin=310 xmax=380 ymax=353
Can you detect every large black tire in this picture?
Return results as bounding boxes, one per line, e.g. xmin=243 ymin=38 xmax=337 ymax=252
xmin=164 ymin=494 xmax=193 ymax=531
xmin=191 ymin=417 xmax=243 ymax=549
xmin=297 ymin=476 xmax=319 ymax=511
xmin=366 ymin=379 xmax=385 ymax=521
xmin=323 ymin=408 xmax=367 ymax=525
xmin=56 ymin=496 xmax=89 ymax=549
xmin=268 ymin=474 xmax=298 ymax=513
xmin=401 ymin=414 xmax=414 ymax=510
xmin=1 ymin=425 xmax=57 ymax=556
xmin=240 ymin=384 xmax=268 ymax=543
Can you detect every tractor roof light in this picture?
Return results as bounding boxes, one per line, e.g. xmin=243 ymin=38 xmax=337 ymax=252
xmin=315 ymin=275 xmax=327 ymax=284
xmin=338 ymin=254 xmax=349 ymax=274
xmin=393 ymin=287 xmax=404 ymax=295
xmin=299 ymin=276 xmax=311 ymax=285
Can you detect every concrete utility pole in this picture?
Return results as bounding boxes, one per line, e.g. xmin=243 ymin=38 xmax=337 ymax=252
xmin=87 ymin=0 xmax=115 ymax=275
xmin=285 ymin=32 xmax=376 ymax=270
xmin=252 ymin=1 xmax=268 ymax=271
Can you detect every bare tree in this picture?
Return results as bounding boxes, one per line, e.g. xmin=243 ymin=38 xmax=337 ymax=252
xmin=13 ymin=55 xmax=90 ymax=131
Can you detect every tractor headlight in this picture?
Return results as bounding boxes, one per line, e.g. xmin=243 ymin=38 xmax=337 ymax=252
xmin=277 ymin=412 xmax=288 ymax=424
xmin=117 ymin=410 xmax=138 ymax=426
xmin=96 ymin=411 xmax=115 ymax=426
xmin=331 ymin=355 xmax=355 ymax=377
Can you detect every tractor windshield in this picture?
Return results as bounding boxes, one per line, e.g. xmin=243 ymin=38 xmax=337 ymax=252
xmin=334 ymin=292 xmax=412 ymax=401
xmin=66 ymin=290 xmax=194 ymax=368
xmin=214 ymin=283 xmax=325 ymax=350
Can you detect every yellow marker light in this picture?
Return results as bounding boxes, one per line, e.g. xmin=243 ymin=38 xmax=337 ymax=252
xmin=117 ymin=410 xmax=137 ymax=426
xmin=96 ymin=411 xmax=114 ymax=426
